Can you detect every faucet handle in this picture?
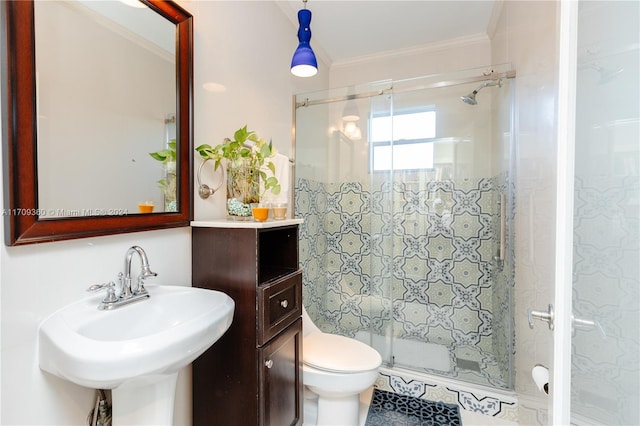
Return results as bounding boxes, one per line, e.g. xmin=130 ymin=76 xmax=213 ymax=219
xmin=135 ymin=276 xmax=149 ymax=295
xmin=87 ymin=281 xmax=118 ymax=303
xmin=87 ymin=282 xmax=113 ymax=292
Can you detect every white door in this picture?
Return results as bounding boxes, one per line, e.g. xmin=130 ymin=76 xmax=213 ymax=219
xmin=553 ymin=1 xmax=639 ymax=424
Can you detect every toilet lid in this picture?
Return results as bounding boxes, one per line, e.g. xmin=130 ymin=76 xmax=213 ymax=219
xmin=303 ymin=332 xmax=382 ymax=373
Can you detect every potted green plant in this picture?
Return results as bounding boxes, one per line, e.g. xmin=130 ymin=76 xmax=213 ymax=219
xmin=195 ymin=126 xmax=281 ymax=219
xmin=149 ymin=139 xmax=177 ymax=212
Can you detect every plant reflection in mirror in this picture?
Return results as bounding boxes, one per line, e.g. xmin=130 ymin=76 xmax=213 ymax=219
xmin=149 ymin=139 xmax=177 ymax=212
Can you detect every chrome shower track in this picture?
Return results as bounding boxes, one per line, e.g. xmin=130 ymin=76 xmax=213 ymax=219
xmin=295 ymin=69 xmax=516 ymax=109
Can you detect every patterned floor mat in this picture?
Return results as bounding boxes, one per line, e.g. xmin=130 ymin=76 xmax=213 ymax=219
xmin=365 ymin=389 xmax=462 ymax=426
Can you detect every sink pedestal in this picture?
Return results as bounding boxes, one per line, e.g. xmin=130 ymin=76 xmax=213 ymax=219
xmin=111 ymin=373 xmax=178 ymax=426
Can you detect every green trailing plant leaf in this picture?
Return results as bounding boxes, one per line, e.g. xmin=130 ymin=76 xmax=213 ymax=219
xmin=259 ymin=143 xmax=271 ymax=158
xmin=149 ymin=140 xmax=178 ymax=204
xmin=149 ymin=140 xmax=177 ymax=163
xmin=195 ymin=126 xmax=281 ymax=202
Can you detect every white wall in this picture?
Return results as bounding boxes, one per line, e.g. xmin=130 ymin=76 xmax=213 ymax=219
xmin=491 ymin=1 xmax=560 ymax=423
xmin=0 ymin=1 xmax=328 ymax=424
xmin=190 ymin=0 xmax=329 ymax=221
xmin=329 ymin=35 xmax=491 ymax=89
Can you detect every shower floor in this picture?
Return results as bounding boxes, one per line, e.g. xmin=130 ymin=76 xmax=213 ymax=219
xmin=355 ymin=333 xmax=511 ymax=390
xmin=355 ymin=332 xmax=451 ymax=372
xmin=446 ymin=345 xmax=511 ymax=389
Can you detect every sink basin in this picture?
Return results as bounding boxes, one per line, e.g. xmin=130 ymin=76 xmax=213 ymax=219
xmin=39 ymin=285 xmax=234 ymax=390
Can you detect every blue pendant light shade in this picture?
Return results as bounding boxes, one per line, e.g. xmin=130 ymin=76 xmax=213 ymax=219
xmin=291 ymin=8 xmax=318 ymax=77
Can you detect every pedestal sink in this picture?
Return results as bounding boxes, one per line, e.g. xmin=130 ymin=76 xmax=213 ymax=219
xmin=39 ymin=285 xmax=234 ymax=425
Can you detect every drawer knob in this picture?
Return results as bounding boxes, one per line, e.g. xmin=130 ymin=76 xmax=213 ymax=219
xmin=265 ymin=359 xmax=274 ymax=369
xmin=280 ymin=299 xmax=289 ymax=308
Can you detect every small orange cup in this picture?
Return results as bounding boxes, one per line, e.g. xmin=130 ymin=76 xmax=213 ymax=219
xmin=251 ymin=203 xmax=270 ymax=222
xmin=138 ymin=202 xmax=154 ymax=213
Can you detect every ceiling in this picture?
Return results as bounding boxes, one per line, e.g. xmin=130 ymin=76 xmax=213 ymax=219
xmin=277 ymin=0 xmax=497 ymax=65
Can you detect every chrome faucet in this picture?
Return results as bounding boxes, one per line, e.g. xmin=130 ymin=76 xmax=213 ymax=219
xmin=87 ymin=245 xmax=157 ymax=310
xmin=123 ymin=245 xmax=158 ymax=296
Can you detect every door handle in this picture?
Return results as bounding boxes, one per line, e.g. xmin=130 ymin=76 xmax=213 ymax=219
xmin=528 ymin=304 xmax=606 ymax=338
xmin=528 ymin=304 xmax=554 ymax=330
xmin=572 ymin=316 xmax=606 ymax=338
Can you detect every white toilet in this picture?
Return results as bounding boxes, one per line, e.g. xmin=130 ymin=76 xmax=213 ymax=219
xmin=302 ymin=306 xmax=382 ymax=426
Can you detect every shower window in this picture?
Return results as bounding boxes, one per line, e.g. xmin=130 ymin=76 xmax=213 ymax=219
xmin=370 ymin=109 xmax=436 ymax=172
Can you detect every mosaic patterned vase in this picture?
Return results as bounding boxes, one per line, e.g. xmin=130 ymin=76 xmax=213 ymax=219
xmin=226 ymin=160 xmax=260 ymax=220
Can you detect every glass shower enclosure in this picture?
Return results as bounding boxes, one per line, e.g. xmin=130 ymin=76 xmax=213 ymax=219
xmin=294 ymin=64 xmax=515 ymax=390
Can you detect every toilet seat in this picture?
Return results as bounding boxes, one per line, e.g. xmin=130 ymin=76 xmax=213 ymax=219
xmin=303 ymin=332 xmax=382 ymax=373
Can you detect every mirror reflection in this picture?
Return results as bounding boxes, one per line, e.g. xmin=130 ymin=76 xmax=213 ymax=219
xmin=34 ymin=0 xmax=177 ymax=217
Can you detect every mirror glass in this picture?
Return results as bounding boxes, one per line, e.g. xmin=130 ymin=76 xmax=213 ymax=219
xmin=35 ymin=0 xmax=177 ymax=217
xmin=1 ymin=0 xmax=192 ymax=245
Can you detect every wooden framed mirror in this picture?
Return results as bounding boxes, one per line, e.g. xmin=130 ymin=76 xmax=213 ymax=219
xmin=0 ymin=0 xmax=193 ymax=245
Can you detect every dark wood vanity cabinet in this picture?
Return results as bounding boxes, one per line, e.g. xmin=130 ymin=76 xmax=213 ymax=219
xmin=192 ymin=223 xmax=303 ymax=426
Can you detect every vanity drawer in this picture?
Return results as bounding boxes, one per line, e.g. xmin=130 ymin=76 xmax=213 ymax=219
xmin=258 ymin=270 xmax=302 ymax=346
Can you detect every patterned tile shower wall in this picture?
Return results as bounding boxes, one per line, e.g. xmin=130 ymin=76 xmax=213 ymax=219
xmin=296 ymin=172 xmax=514 ymax=389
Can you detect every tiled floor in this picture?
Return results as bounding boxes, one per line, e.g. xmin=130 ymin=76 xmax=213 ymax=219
xmin=304 ymin=387 xmax=519 ymax=426
xmin=460 ymin=411 xmax=519 ymax=426
xmin=361 ymin=388 xmax=516 ymax=426
xmin=364 ymin=388 xmax=461 ymax=425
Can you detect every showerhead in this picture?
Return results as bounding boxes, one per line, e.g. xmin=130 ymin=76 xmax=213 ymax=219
xmin=460 ymin=79 xmax=502 ymax=106
xmin=461 ymin=92 xmax=478 ymax=105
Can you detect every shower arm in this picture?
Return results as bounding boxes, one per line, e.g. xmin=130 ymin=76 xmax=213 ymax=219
xmin=475 ymin=79 xmax=502 ymax=93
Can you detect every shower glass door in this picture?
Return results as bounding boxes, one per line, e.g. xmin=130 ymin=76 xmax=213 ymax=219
xmin=567 ymin=1 xmax=639 ymax=424
xmin=294 ymin=64 xmax=515 ymax=390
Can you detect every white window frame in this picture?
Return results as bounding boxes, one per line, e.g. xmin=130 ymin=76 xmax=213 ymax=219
xmin=369 ymin=109 xmax=436 ymax=172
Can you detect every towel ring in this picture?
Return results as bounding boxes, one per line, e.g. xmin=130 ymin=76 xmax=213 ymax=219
xmin=197 ymin=158 xmax=224 ymax=199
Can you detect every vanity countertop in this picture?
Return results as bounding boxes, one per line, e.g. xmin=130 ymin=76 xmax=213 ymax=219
xmin=191 ymin=218 xmax=303 ymax=229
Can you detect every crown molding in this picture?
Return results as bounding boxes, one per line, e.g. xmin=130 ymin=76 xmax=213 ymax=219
xmin=331 ymin=33 xmax=490 ymax=69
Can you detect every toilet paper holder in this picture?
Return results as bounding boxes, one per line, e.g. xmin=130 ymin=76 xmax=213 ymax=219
xmin=532 ymin=364 xmax=549 ymax=394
